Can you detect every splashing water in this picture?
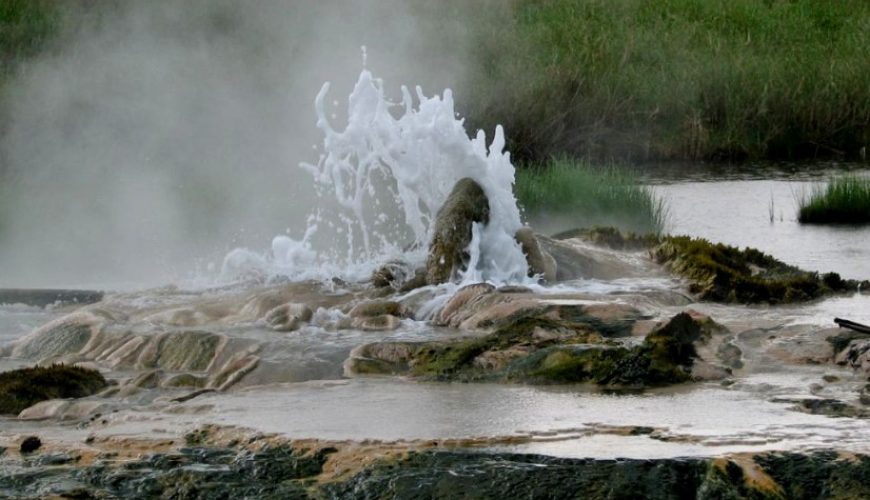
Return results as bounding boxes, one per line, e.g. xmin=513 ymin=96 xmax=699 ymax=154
xmin=223 ymin=69 xmax=529 ymax=284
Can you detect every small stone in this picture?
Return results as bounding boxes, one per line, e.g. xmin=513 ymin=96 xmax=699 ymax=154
xmin=349 ymin=300 xmax=404 ymax=318
xmin=351 ymin=314 xmax=402 ymax=331
xmin=372 ymin=261 xmax=417 ymax=289
xmin=515 ymin=227 xmax=557 ymax=283
xmin=20 ymin=436 xmax=41 ymax=454
xmin=35 ymin=452 xmax=76 ymax=466
xmin=822 ymin=374 xmax=840 ymax=383
xmin=264 ymin=303 xmax=313 ymax=332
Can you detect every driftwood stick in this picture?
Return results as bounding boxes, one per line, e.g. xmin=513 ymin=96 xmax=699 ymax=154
xmin=834 ymin=317 xmax=870 ymax=334
xmin=0 ymin=289 xmax=104 ymax=308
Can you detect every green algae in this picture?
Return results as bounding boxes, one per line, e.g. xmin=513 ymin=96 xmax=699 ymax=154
xmin=410 ymin=313 xmax=605 ymax=381
xmin=156 ymin=331 xmax=221 ymax=372
xmin=567 ymin=226 xmax=869 ymax=305
xmin=406 ymin=312 xmax=704 ymax=388
xmin=0 ymin=364 xmax=107 ymax=415
xmin=652 ymin=235 xmax=868 ymax=304
xmin=511 ymin=312 xmax=703 ymax=387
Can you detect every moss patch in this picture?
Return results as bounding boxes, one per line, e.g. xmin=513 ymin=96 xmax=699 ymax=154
xmin=511 ymin=312 xmax=703 ymax=387
xmin=653 ymin=235 xmax=869 ymax=304
xmin=0 ymin=364 xmax=107 ymax=415
xmin=401 ymin=312 xmax=704 ymax=388
xmin=410 ymin=314 xmax=592 ymax=381
xmin=565 ymin=227 xmax=869 ymax=304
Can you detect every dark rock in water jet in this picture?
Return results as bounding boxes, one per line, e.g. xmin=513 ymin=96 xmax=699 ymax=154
xmin=372 ymin=260 xmax=425 ymax=291
xmin=0 ymin=364 xmax=108 ymax=415
xmin=19 ymin=436 xmax=41 ymax=454
xmin=426 ymin=178 xmax=490 ymax=284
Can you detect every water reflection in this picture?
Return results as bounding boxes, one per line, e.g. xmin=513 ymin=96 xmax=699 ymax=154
xmin=652 ymin=169 xmax=870 ymax=279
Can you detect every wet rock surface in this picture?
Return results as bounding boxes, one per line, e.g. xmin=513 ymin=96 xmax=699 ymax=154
xmin=515 ymin=227 xmax=557 ymax=283
xmin=347 ymin=310 xmax=725 ymax=388
xmin=652 ymin=236 xmax=868 ymax=304
xmin=3 ymin=218 xmax=870 ymax=497
xmin=328 ymin=450 xmax=870 ymax=500
xmin=425 ymin=177 xmax=491 ymax=284
xmin=1 ymin=428 xmax=867 ymax=500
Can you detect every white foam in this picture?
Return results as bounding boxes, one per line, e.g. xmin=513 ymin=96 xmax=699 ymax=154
xmin=223 ymin=68 xmax=529 ymax=285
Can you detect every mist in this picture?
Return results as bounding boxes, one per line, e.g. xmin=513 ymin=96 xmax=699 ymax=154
xmin=0 ymin=0 xmax=489 ymax=289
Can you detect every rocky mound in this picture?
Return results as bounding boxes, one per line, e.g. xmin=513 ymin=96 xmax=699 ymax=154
xmin=346 ymin=291 xmax=733 ymax=388
xmin=562 ymin=226 xmax=870 ymax=304
xmin=0 ymin=365 xmax=107 ymax=415
xmin=2 ymin=426 xmax=867 ymax=499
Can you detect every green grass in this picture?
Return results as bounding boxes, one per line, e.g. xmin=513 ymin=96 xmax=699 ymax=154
xmin=514 ymin=157 xmax=667 ymax=234
xmin=460 ymin=0 xmax=870 ymax=162
xmin=798 ymin=176 xmax=870 ymax=224
xmin=0 ymin=0 xmax=58 ymax=77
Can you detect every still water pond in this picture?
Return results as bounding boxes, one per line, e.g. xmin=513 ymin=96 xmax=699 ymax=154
xmin=649 ymin=164 xmax=870 ymax=280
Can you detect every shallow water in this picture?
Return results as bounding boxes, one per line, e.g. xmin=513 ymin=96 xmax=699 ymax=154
xmin=82 ymin=372 xmax=868 ymax=459
xmin=652 ymin=167 xmax=870 ymax=280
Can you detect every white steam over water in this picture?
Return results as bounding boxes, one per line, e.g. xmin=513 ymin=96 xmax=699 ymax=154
xmin=0 ymin=1 xmax=504 ymax=289
xmin=223 ymin=68 xmax=530 ymax=285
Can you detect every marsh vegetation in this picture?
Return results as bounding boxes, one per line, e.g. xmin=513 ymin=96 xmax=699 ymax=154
xmin=515 ymin=158 xmax=667 ymax=234
xmin=798 ymin=176 xmax=870 ymax=224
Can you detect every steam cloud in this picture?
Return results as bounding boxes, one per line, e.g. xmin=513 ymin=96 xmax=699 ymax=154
xmin=0 ymin=0 xmax=485 ymax=288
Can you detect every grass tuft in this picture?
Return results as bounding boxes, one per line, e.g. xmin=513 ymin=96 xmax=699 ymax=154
xmin=514 ymin=157 xmax=667 ymax=234
xmin=798 ymin=176 xmax=870 ymax=224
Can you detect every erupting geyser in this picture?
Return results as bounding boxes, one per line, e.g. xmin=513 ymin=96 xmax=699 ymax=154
xmin=223 ymin=68 xmax=530 ymax=285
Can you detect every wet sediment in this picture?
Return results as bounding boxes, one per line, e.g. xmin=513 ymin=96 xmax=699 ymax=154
xmin=1 ymin=427 xmax=868 ymax=499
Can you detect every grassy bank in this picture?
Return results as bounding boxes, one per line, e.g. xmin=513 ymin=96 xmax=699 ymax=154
xmin=514 ymin=158 xmax=666 ymax=234
xmin=0 ymin=0 xmax=866 ymax=166
xmin=798 ymin=176 xmax=870 ymax=224
xmin=462 ymin=0 xmax=870 ymax=162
